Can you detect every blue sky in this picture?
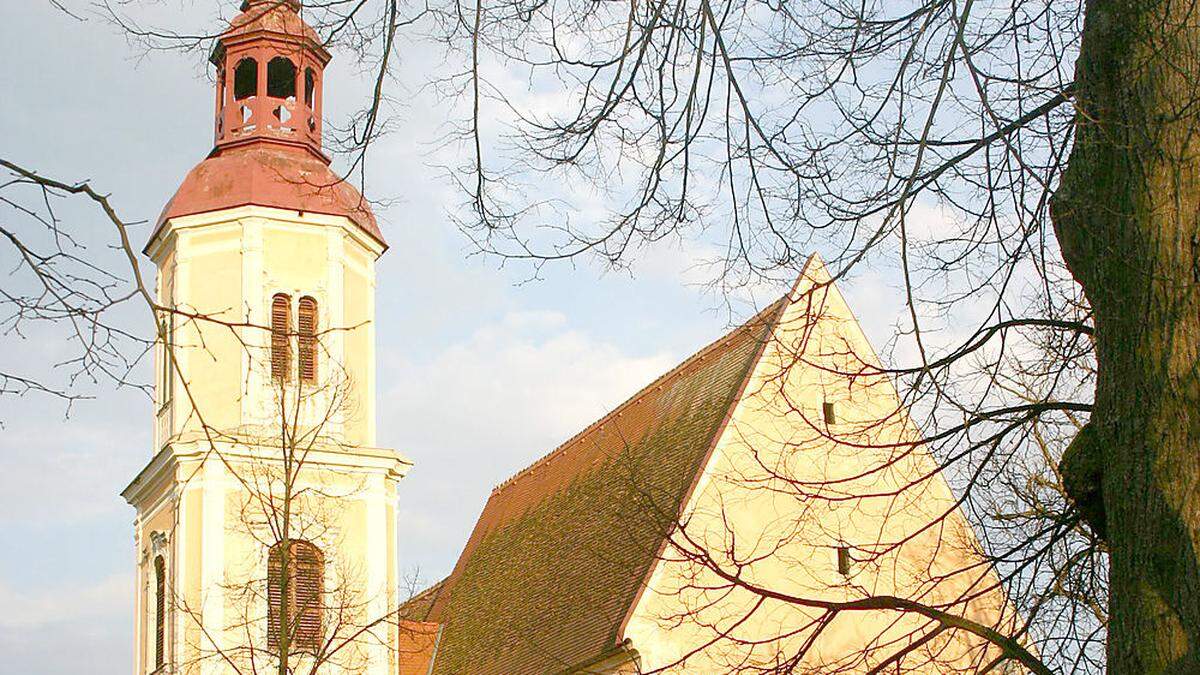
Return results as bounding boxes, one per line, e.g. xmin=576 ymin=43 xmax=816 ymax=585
xmin=0 ymin=3 xmax=917 ymax=672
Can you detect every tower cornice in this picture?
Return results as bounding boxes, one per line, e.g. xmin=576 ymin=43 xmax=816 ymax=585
xmin=123 ymin=439 xmax=412 ymax=508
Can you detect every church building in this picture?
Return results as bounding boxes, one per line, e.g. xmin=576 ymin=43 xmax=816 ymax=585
xmin=123 ymin=2 xmax=1013 ymax=673
xmin=395 ymin=261 xmax=1016 ymax=674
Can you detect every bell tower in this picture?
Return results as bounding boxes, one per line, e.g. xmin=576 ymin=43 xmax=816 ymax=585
xmin=212 ymin=0 xmax=326 ymax=159
xmin=122 ymin=2 xmax=408 ymax=673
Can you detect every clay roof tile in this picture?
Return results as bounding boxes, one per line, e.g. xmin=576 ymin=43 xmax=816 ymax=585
xmin=419 ymin=297 xmax=787 ymax=674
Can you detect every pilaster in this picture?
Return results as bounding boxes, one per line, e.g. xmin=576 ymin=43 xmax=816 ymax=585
xmin=327 ymin=227 xmax=347 ymax=436
xmin=241 ymin=217 xmax=265 ymax=429
xmin=199 ymin=458 xmax=227 ymax=671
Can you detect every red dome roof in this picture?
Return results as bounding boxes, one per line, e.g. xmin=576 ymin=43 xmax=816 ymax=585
xmin=149 ymin=2 xmax=383 ymax=252
xmin=222 ymin=1 xmax=322 ymax=48
xmin=152 ymin=144 xmax=384 ymax=250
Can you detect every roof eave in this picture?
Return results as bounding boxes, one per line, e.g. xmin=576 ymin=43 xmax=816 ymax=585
xmin=553 ymin=638 xmax=639 ymax=675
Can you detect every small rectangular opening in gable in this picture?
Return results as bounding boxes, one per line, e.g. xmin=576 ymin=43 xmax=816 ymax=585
xmin=823 ymin=401 xmax=837 ymax=425
xmin=837 ymin=545 xmax=851 ymax=576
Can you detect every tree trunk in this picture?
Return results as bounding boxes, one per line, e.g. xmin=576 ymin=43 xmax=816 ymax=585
xmin=1052 ymin=0 xmax=1200 ymax=672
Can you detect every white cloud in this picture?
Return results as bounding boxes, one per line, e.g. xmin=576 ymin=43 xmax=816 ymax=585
xmin=839 ymin=266 xmax=997 ymax=373
xmin=0 ymin=406 xmax=146 ymax=527
xmin=0 ymin=573 xmax=132 ymax=629
xmin=382 ymin=309 xmax=676 ymax=460
xmin=380 ymin=309 xmax=677 ymax=580
xmin=904 ymin=199 xmax=964 ymax=243
xmin=0 ymin=573 xmax=131 ymax=674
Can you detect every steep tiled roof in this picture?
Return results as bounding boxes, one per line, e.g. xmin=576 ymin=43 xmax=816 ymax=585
xmin=400 ymin=578 xmax=447 ymax=622
xmin=420 ymin=298 xmax=786 ymax=675
xmin=398 ymin=620 xmax=441 ymax=675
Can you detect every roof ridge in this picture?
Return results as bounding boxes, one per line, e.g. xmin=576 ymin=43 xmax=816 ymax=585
xmin=399 ymin=578 xmax=448 ymax=621
xmin=490 ymin=296 xmax=788 ymax=496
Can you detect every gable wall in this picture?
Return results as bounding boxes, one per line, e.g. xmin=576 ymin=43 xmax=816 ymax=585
xmin=623 ymin=258 xmax=1012 ymax=673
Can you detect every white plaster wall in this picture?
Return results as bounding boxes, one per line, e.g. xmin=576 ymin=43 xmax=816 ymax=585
xmin=624 ymin=258 xmax=1012 ymax=673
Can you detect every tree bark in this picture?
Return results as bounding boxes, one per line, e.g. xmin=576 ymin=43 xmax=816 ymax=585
xmin=1052 ymin=0 xmax=1200 ymax=672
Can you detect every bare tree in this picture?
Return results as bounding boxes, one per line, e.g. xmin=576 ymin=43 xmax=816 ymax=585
xmin=425 ymin=0 xmax=1181 ymax=669
xmin=0 ymin=158 xmax=155 ymax=409
xmin=525 ymin=282 xmax=1086 ymax=674
xmin=17 ymin=0 xmax=1197 ymax=672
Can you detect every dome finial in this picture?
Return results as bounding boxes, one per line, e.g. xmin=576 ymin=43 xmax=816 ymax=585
xmin=241 ymin=0 xmax=301 ymax=11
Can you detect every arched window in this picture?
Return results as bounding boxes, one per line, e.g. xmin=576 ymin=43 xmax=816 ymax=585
xmin=271 ymin=293 xmax=292 ymax=380
xmin=267 ymin=540 xmax=324 ymax=653
xmin=267 ymin=57 xmax=296 ymax=99
xmin=297 ymin=296 xmax=318 ymax=384
xmin=234 ymin=57 xmax=258 ymax=100
xmin=154 ymin=555 xmax=166 ymax=669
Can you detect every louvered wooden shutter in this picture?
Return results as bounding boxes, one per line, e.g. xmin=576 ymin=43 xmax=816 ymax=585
xmin=297 ymin=296 xmax=318 ymax=384
xmin=267 ymin=540 xmax=323 ymax=653
xmin=293 ymin=542 xmax=324 ymax=651
xmin=154 ymin=556 xmax=166 ymax=669
xmin=271 ymin=294 xmax=291 ymax=380
xmin=267 ymin=544 xmax=283 ymax=650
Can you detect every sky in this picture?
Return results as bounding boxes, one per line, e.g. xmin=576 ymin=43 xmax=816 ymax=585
xmin=0 ymin=2 xmax=922 ymax=672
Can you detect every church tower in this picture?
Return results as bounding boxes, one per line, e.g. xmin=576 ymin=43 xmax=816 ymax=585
xmin=122 ymin=2 xmax=408 ymax=673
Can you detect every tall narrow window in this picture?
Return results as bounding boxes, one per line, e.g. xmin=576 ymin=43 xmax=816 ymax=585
xmin=297 ymin=296 xmax=318 ymax=384
xmin=268 ymin=540 xmax=324 ymax=653
xmin=154 ymin=555 xmax=166 ymax=669
xmin=271 ymin=293 xmax=292 ymax=381
xmin=158 ymin=314 xmax=173 ymax=408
